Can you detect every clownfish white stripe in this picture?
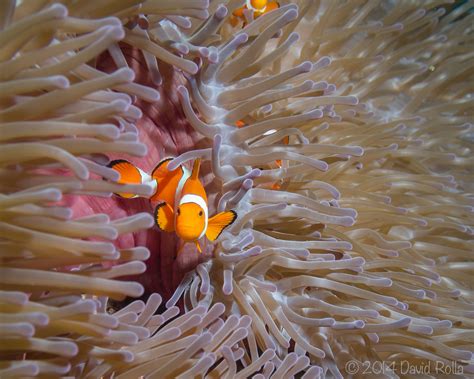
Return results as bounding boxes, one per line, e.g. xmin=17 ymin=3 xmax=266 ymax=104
xmin=147 ymin=179 xmax=158 ymax=197
xmin=174 ymin=167 xmax=191 ymax=210
xmin=179 ymin=194 xmax=209 ymax=239
xmin=137 ymin=167 xmax=151 ymax=182
xmin=137 ymin=168 xmax=158 ymax=197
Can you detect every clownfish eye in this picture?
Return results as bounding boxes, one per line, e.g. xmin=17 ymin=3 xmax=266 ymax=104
xmin=177 ymin=208 xmax=181 ymax=216
xmin=199 ymin=210 xmax=203 ymax=216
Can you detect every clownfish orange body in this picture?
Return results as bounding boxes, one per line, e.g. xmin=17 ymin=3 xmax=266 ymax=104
xmin=108 ymin=158 xmax=236 ymax=254
xmin=231 ymin=0 xmax=280 ymax=26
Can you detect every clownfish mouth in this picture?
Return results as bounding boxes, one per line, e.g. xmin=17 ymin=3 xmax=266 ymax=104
xmin=95 ymin=46 xmax=214 ymax=302
xmin=175 ymin=224 xmax=204 ymax=242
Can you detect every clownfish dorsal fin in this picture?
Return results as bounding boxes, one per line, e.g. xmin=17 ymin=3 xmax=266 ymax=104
xmin=206 ymin=211 xmax=237 ymax=242
xmin=190 ymin=158 xmax=201 ymax=180
xmin=151 ymin=157 xmax=174 ymax=179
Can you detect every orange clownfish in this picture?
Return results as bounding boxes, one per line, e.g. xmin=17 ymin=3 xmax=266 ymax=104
xmin=231 ymin=0 xmax=280 ymax=26
xmin=108 ymin=158 xmax=237 ymax=254
xmin=271 ymin=136 xmax=288 ymax=190
xmin=235 ymin=120 xmax=288 ymax=189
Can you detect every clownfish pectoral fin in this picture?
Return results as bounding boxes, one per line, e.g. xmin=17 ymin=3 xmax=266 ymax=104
xmin=107 ymin=159 xmax=143 ymax=198
xmin=154 ymin=202 xmax=175 ymax=232
xmin=206 ymin=211 xmax=237 ymax=242
xmin=232 ymin=6 xmax=245 ymax=18
xmin=195 ymin=241 xmax=202 ymax=253
xmin=230 ymin=15 xmax=240 ymax=27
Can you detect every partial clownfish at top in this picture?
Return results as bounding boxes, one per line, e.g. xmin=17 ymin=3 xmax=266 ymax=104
xmin=107 ymin=158 xmax=237 ymax=254
xmin=231 ymin=0 xmax=280 ymax=26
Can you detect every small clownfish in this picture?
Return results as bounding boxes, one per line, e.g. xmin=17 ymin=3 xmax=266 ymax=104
xmin=275 ymin=135 xmax=289 ymax=168
xmin=108 ymin=158 xmax=237 ymax=254
xmin=230 ymin=0 xmax=280 ymax=27
xmin=235 ymin=120 xmax=289 ymax=189
xmin=270 ymin=136 xmax=288 ymax=190
xmin=235 ymin=120 xmax=246 ymax=128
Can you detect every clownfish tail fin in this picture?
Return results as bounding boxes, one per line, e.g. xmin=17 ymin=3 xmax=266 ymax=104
xmin=206 ymin=210 xmax=237 ymax=242
xmin=190 ymin=158 xmax=201 ymax=180
xmin=107 ymin=159 xmax=143 ymax=198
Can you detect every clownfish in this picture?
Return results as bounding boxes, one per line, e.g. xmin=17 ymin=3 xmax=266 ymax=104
xmin=231 ymin=0 xmax=280 ymax=27
xmin=235 ymin=120 xmax=288 ymax=189
xmin=108 ymin=158 xmax=237 ymax=253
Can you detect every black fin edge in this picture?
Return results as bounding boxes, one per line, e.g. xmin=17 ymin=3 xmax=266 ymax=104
xmin=107 ymin=159 xmax=131 ymax=169
xmin=153 ymin=202 xmax=169 ymax=231
xmin=151 ymin=157 xmax=174 ymax=178
xmin=213 ymin=210 xmax=238 ymax=240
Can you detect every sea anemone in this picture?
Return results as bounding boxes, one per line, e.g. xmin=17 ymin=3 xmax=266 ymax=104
xmin=1 ymin=0 xmax=473 ymax=378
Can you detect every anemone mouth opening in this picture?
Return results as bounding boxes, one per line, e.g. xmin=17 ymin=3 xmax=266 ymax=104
xmin=94 ymin=46 xmax=217 ymax=303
